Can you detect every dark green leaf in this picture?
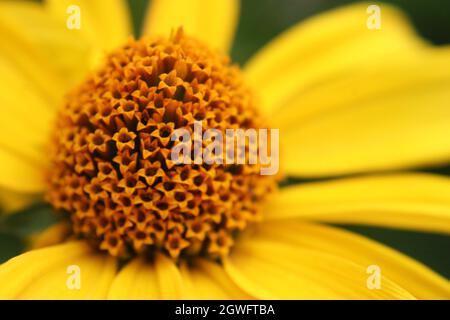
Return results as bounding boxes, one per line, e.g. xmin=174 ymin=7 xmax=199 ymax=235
xmin=0 ymin=232 xmax=26 ymax=263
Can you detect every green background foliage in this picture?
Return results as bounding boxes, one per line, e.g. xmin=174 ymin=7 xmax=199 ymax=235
xmin=1 ymin=0 xmax=448 ymax=279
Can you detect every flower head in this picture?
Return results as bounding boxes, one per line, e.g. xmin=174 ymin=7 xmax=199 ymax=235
xmin=46 ymin=29 xmax=277 ymax=259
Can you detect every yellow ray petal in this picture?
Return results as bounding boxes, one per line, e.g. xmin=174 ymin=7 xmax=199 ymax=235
xmin=266 ymin=173 xmax=450 ymax=234
xmin=143 ymin=0 xmax=239 ymax=52
xmin=0 ymin=1 xmax=84 ymax=104
xmin=0 ymin=188 xmax=39 ymax=213
xmin=107 ymin=252 xmax=182 ymax=299
xmin=29 ymin=222 xmax=72 ymax=249
xmin=0 ymin=241 xmax=116 ymax=299
xmin=107 ymin=258 xmax=158 ymax=299
xmin=244 ymin=3 xmax=425 ymax=115
xmin=0 ymin=149 xmax=45 ymax=193
xmin=180 ymin=259 xmax=252 ymax=299
xmin=279 ymin=48 xmax=450 ymax=176
xmin=19 ymin=255 xmax=116 ymax=300
xmin=45 ymin=0 xmax=132 ymax=64
xmin=252 ymin=221 xmax=450 ymax=299
xmin=0 ymin=1 xmax=93 ymax=92
xmin=224 ymin=231 xmax=415 ymax=299
xmin=0 ymin=57 xmax=54 ymax=164
xmin=243 ymin=3 xmax=450 ymax=176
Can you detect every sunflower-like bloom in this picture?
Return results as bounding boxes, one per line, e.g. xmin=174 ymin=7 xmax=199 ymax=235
xmin=0 ymin=0 xmax=449 ymax=299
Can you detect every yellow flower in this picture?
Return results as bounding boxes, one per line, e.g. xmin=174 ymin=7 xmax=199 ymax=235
xmin=0 ymin=0 xmax=449 ymax=299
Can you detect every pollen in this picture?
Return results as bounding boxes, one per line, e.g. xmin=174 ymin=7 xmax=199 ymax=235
xmin=46 ymin=29 xmax=277 ymax=259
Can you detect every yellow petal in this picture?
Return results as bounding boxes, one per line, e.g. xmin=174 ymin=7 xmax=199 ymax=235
xmin=45 ymin=0 xmax=132 ymax=64
xmin=224 ymin=228 xmax=415 ymax=299
xmin=0 ymin=1 xmax=93 ymax=91
xmin=0 ymin=188 xmax=39 ymax=213
xmin=0 ymin=149 xmax=45 ymax=193
xmin=0 ymin=59 xmax=50 ymax=194
xmin=0 ymin=241 xmax=116 ymax=299
xmin=143 ymin=0 xmax=239 ymax=52
xmin=0 ymin=3 xmax=84 ymax=196
xmin=107 ymin=252 xmax=182 ymax=299
xmin=243 ymin=3 xmax=450 ymax=175
xmin=0 ymin=57 xmax=54 ymax=164
xmin=29 ymin=222 xmax=71 ymax=249
xmin=245 ymin=3 xmax=425 ymax=115
xmin=266 ymin=173 xmax=450 ymax=234
xmin=279 ymin=48 xmax=450 ymax=176
xmin=180 ymin=259 xmax=252 ymax=299
xmin=252 ymin=221 xmax=450 ymax=299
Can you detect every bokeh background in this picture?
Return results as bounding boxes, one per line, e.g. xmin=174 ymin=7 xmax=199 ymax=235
xmin=1 ymin=0 xmax=449 ymax=278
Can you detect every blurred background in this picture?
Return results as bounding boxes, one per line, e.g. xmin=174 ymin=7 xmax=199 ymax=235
xmin=1 ymin=0 xmax=449 ymax=278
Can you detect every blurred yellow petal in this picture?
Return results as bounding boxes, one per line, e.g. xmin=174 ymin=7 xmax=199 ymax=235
xmin=244 ymin=3 xmax=450 ymax=176
xmin=224 ymin=230 xmax=415 ymax=299
xmin=253 ymin=221 xmax=450 ymax=299
xmin=0 ymin=58 xmax=54 ymax=165
xmin=0 ymin=1 xmax=92 ymax=91
xmin=279 ymin=49 xmax=450 ymax=176
xmin=0 ymin=43 xmax=51 ymax=195
xmin=107 ymin=252 xmax=182 ymax=299
xmin=19 ymin=255 xmax=116 ymax=299
xmin=45 ymin=0 xmax=132 ymax=63
xmin=0 ymin=1 xmax=70 ymax=103
xmin=180 ymin=259 xmax=252 ymax=299
xmin=143 ymin=0 xmax=239 ymax=52
xmin=29 ymin=222 xmax=71 ymax=249
xmin=245 ymin=3 xmax=425 ymax=115
xmin=0 ymin=149 xmax=45 ymax=193
xmin=107 ymin=258 xmax=158 ymax=299
xmin=266 ymin=174 xmax=450 ymax=234
xmin=0 ymin=241 xmax=116 ymax=299
xmin=0 ymin=188 xmax=39 ymax=213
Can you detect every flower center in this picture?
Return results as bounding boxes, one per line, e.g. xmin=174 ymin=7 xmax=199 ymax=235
xmin=46 ymin=29 xmax=277 ymax=259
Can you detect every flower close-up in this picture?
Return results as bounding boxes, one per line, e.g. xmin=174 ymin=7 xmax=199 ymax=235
xmin=0 ymin=0 xmax=449 ymax=300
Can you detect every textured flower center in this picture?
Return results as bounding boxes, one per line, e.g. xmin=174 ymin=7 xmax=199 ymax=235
xmin=46 ymin=30 xmax=277 ymax=259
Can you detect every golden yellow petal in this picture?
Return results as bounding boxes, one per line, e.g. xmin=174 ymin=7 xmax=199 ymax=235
xmin=0 ymin=57 xmax=54 ymax=165
xmin=0 ymin=58 xmax=49 ymax=194
xmin=180 ymin=259 xmax=252 ymax=299
xmin=253 ymin=221 xmax=450 ymax=299
xmin=0 ymin=1 xmax=81 ymax=106
xmin=107 ymin=252 xmax=182 ymax=299
xmin=45 ymin=0 xmax=132 ymax=65
xmin=224 ymin=229 xmax=415 ymax=299
xmin=107 ymin=258 xmax=158 ymax=299
xmin=0 ymin=1 xmax=86 ymax=102
xmin=279 ymin=48 xmax=450 ymax=175
xmin=266 ymin=173 xmax=450 ymax=234
xmin=245 ymin=3 xmax=424 ymax=115
xmin=143 ymin=0 xmax=239 ymax=52
xmin=0 ymin=149 xmax=45 ymax=193
xmin=29 ymin=222 xmax=72 ymax=249
xmin=0 ymin=188 xmax=39 ymax=213
xmin=0 ymin=241 xmax=116 ymax=299
xmin=243 ymin=3 xmax=450 ymax=175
